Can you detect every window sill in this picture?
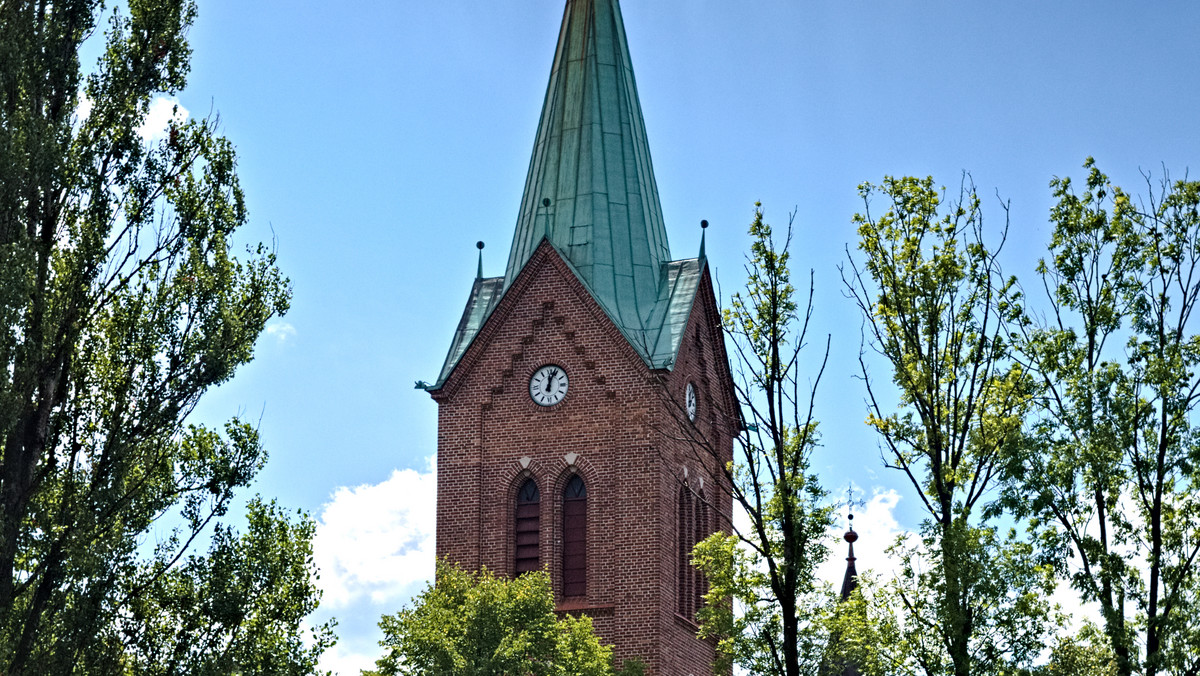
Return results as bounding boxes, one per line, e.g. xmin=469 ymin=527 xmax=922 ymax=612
xmin=674 ymin=613 xmax=700 ymax=632
xmin=555 ymin=601 xmax=615 ymax=618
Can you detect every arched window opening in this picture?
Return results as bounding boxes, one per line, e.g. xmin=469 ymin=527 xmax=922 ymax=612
xmin=677 ymin=483 xmax=708 ymax=619
xmin=515 ymin=478 xmax=540 ymax=575
xmin=562 ymin=475 xmax=587 ymax=597
xmin=677 ymin=484 xmax=693 ymax=617
xmin=694 ymin=489 xmax=709 ymax=615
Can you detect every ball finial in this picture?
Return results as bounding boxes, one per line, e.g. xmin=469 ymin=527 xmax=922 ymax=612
xmin=476 ymin=241 xmax=485 ymax=250
xmin=701 ymin=219 xmax=709 ymax=229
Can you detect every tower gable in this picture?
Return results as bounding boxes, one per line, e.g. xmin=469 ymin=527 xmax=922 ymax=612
xmin=432 ymin=237 xmax=709 ymax=390
xmin=431 ymin=239 xmax=653 ymax=401
xmin=432 ymin=239 xmax=675 ymax=668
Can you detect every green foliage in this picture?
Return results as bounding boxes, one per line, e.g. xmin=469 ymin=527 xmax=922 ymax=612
xmin=1010 ymin=159 xmax=1200 ymax=676
xmin=694 ymin=204 xmax=835 ymax=676
xmin=1037 ymin=624 xmax=1118 ymax=676
xmin=821 ymin=577 xmax=908 ymax=676
xmin=374 ymin=562 xmax=624 ymax=676
xmin=693 ymin=532 xmax=831 ymax=676
xmin=0 ymin=1 xmax=326 ymax=673
xmin=122 ymin=498 xmax=334 ymax=675
xmin=886 ymin=526 xmax=1058 ymax=676
xmin=843 ymin=176 xmax=1054 ymax=676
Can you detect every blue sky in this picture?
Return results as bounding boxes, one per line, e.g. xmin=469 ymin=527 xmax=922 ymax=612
xmin=153 ymin=1 xmax=1200 ymax=672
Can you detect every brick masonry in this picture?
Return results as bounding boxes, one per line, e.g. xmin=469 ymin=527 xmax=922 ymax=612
xmin=431 ymin=241 xmax=736 ymax=675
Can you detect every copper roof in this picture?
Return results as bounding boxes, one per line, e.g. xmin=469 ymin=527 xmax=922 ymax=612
xmin=431 ymin=0 xmax=703 ymax=389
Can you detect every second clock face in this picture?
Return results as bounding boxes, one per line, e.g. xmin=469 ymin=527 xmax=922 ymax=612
xmin=530 ymin=364 xmax=569 ymax=406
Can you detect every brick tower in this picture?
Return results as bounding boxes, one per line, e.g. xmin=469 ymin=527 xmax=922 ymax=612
xmin=425 ymin=2 xmax=736 ymax=673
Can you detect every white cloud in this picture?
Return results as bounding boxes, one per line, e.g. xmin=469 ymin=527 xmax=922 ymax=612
xmin=318 ymin=640 xmax=381 ymax=676
xmin=312 ymin=458 xmax=436 ymax=608
xmin=137 ymin=96 xmax=188 ymax=141
xmin=76 ymin=91 xmax=93 ymax=124
xmin=266 ymin=322 xmax=297 ymax=343
xmin=731 ymin=486 xmax=908 ymax=590
xmin=818 ymin=488 xmax=906 ymax=588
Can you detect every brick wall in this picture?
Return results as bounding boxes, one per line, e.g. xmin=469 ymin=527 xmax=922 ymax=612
xmin=433 ymin=242 xmax=735 ymax=675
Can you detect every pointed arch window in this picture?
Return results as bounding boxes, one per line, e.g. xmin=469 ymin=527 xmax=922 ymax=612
xmin=562 ymin=475 xmax=587 ymax=597
xmin=515 ymin=479 xmax=541 ymax=575
xmin=677 ymin=483 xmax=709 ymax=619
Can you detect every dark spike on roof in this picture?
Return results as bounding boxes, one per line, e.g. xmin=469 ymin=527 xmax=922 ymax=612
xmin=840 ymin=513 xmax=859 ymax=602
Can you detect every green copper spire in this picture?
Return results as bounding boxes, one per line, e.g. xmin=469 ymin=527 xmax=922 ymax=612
xmin=429 ymin=0 xmax=706 ymax=390
xmin=504 ymin=0 xmax=670 ymax=330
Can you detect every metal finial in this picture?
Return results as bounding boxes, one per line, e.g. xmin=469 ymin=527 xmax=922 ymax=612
xmin=698 ymin=220 xmax=708 ymax=259
xmin=476 ymin=241 xmax=485 ymax=280
xmin=845 ymin=486 xmax=858 ymax=542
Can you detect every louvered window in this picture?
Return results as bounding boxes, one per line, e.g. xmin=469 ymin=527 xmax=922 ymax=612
xmin=562 ymin=475 xmax=587 ymax=597
xmin=677 ymin=484 xmax=708 ymax=619
xmin=515 ymin=479 xmax=540 ymax=574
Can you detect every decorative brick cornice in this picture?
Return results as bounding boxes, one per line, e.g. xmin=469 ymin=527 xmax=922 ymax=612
xmin=435 ymin=239 xmax=654 ymax=401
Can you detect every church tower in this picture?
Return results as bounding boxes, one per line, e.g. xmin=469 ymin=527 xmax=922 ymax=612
xmin=426 ymin=2 xmax=736 ymax=673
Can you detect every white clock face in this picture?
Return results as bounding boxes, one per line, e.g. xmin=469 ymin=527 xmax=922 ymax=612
xmin=530 ymin=364 xmax=569 ymax=406
xmin=686 ymin=382 xmax=697 ymax=421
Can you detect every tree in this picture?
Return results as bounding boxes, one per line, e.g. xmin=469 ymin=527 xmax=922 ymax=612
xmin=1009 ymin=159 xmax=1200 ymax=676
xmin=374 ymin=562 xmax=639 ymax=676
xmin=0 ymin=0 xmax=329 ymax=672
xmin=690 ymin=204 xmax=836 ymax=676
xmin=841 ymin=176 xmax=1056 ymax=676
xmin=122 ymin=498 xmax=333 ymax=675
xmin=1037 ymin=624 xmax=1118 ymax=676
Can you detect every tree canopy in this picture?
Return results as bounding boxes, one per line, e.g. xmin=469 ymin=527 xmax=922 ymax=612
xmin=0 ymin=0 xmax=330 ymax=672
xmin=843 ymin=175 xmax=1057 ymax=676
xmin=692 ymin=204 xmax=836 ymax=676
xmin=1009 ymin=160 xmax=1200 ymax=676
xmin=373 ymin=562 xmax=640 ymax=676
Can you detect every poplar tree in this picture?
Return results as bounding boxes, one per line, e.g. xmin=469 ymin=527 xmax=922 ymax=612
xmin=0 ymin=1 xmax=329 ymax=672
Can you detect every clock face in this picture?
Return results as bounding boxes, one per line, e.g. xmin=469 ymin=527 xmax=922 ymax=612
xmin=686 ymin=382 xmax=697 ymax=421
xmin=530 ymin=364 xmax=569 ymax=406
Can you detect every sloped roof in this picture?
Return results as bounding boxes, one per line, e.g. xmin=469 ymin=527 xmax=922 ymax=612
xmin=504 ymin=0 xmax=670 ymax=329
xmin=433 ymin=239 xmax=702 ymax=388
xmin=435 ymin=276 xmax=505 ymax=387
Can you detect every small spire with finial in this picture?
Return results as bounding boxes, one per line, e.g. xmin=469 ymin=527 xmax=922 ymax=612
xmin=476 ymin=241 xmax=485 ymax=280
xmin=699 ymin=219 xmax=708 ymax=259
xmin=840 ymin=490 xmax=860 ymax=601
